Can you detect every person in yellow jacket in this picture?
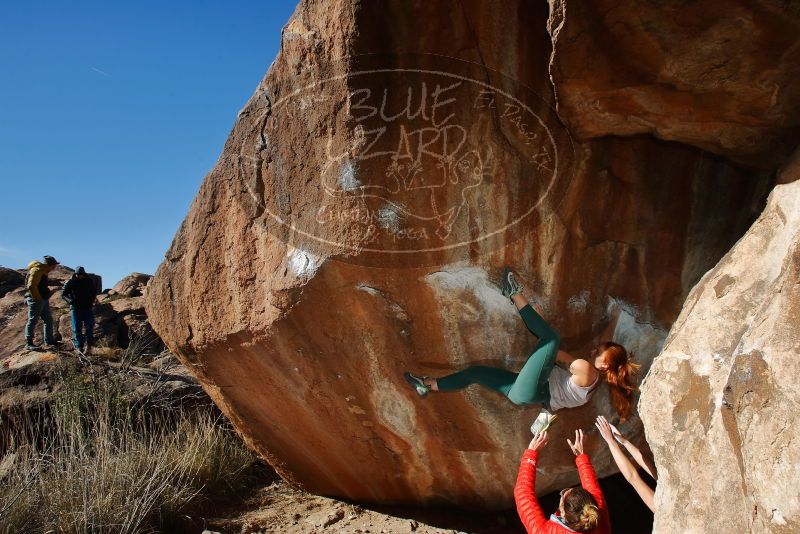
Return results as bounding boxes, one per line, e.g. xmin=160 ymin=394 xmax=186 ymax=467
xmin=24 ymin=255 xmax=61 ymax=350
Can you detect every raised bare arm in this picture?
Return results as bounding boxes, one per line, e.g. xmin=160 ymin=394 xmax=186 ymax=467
xmin=606 ymin=420 xmax=657 ymax=480
xmin=595 ymin=416 xmax=655 ymax=512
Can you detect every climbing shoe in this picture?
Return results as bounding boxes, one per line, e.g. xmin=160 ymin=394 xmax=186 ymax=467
xmin=501 ymin=267 xmax=524 ymax=298
xmin=403 ymin=372 xmax=431 ymax=398
xmin=530 ymin=409 xmax=557 ymax=436
xmin=24 ymin=341 xmax=40 ymax=351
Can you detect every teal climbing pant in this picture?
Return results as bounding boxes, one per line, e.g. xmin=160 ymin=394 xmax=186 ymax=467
xmin=436 ymin=304 xmax=560 ymax=406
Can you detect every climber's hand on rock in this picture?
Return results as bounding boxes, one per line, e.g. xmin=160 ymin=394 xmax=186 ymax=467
xmin=567 ymin=429 xmax=585 ymax=455
xmin=528 ymin=430 xmax=548 ymax=451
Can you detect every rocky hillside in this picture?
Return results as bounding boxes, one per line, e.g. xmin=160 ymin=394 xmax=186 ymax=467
xmin=0 ymin=266 xmax=199 ymax=427
xmin=142 ymin=0 xmax=800 ymax=525
xmin=0 ymin=266 xmax=162 ymax=356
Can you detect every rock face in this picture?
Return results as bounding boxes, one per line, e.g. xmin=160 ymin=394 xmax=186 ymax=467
xmin=547 ymin=0 xmax=800 ymax=168
xmin=640 ymin=169 xmax=800 ymax=532
xmin=146 ymin=0 xmax=773 ymax=506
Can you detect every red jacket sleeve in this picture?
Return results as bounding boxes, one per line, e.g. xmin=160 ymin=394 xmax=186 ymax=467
xmin=515 ymin=450 xmax=556 ymax=534
xmin=575 ymin=454 xmax=612 ymax=534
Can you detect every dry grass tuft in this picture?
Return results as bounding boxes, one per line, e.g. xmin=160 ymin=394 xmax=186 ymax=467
xmin=0 ymin=366 xmax=257 ymax=533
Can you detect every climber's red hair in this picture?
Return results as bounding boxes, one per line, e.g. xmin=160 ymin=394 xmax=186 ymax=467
xmin=595 ymin=341 xmax=640 ymax=422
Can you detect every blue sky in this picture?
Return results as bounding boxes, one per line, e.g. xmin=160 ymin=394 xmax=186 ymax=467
xmin=0 ymin=1 xmax=298 ymax=287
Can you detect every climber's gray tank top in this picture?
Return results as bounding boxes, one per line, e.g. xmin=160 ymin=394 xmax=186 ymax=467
xmin=548 ymin=366 xmax=600 ymax=411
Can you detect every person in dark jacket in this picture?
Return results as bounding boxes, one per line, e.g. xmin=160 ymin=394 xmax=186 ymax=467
xmin=62 ymin=266 xmax=97 ymax=353
xmin=24 ymin=255 xmax=60 ymax=350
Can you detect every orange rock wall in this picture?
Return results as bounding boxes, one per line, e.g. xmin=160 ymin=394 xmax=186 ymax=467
xmin=146 ymin=0 xmax=773 ymax=506
xmin=547 ymin=0 xmax=800 ymax=168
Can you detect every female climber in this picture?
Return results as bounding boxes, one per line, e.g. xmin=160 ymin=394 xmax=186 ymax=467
xmin=403 ymin=268 xmax=641 ymax=434
xmin=515 ymin=429 xmax=611 ymax=534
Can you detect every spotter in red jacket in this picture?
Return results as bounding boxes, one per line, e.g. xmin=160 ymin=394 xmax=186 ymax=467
xmin=514 ymin=449 xmax=612 ymax=534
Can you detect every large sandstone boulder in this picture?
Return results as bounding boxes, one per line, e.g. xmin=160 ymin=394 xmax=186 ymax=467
xmin=146 ymin=0 xmax=772 ymax=506
xmin=547 ymin=0 xmax=800 ymax=168
xmin=640 ymin=166 xmax=800 ymax=532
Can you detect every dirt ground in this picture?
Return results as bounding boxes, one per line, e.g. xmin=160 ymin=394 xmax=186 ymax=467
xmin=203 ymin=478 xmax=524 ymax=534
xmin=201 ymin=470 xmax=654 ymax=534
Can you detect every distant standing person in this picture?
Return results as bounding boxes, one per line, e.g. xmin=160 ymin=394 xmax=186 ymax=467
xmin=62 ymin=266 xmax=98 ymax=353
xmin=24 ymin=255 xmax=61 ymax=350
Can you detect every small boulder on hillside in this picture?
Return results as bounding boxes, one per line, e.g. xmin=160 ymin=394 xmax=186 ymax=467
xmin=0 ymin=268 xmax=24 ymax=298
xmin=110 ymin=273 xmax=152 ymax=298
